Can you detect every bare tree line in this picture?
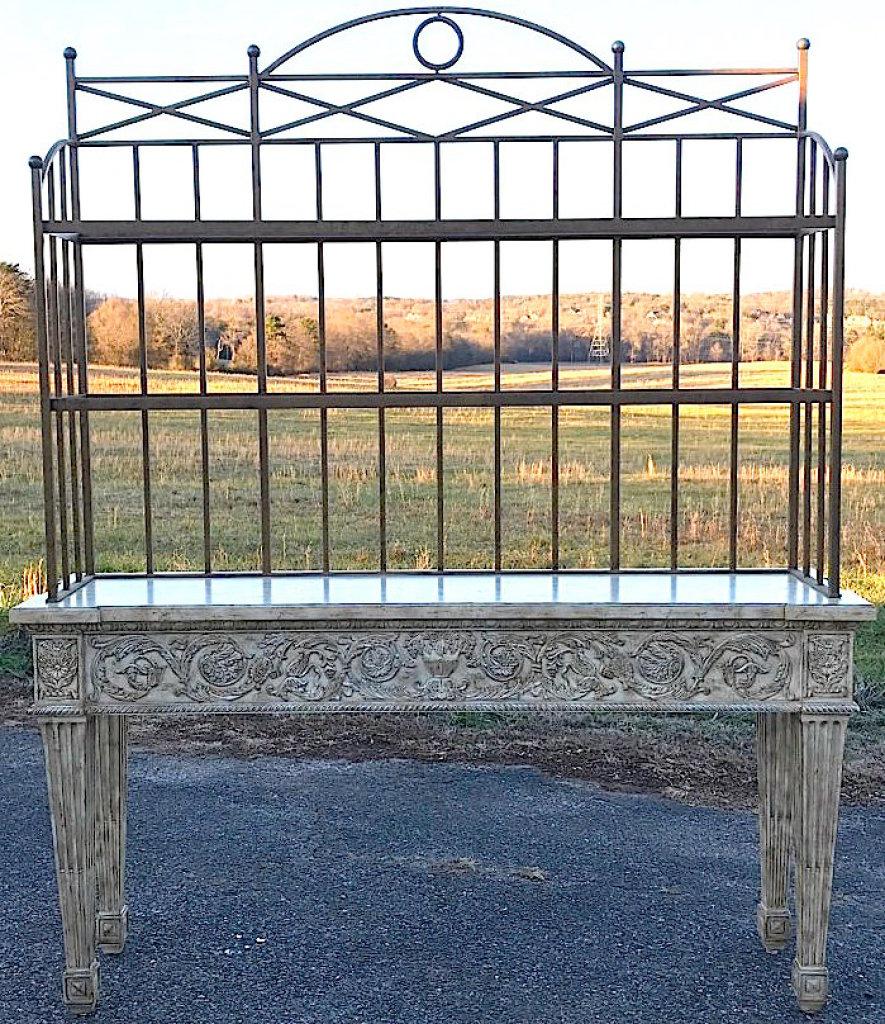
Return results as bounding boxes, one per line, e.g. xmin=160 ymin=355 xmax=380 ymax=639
xmin=1 ymin=261 xmax=884 ymax=372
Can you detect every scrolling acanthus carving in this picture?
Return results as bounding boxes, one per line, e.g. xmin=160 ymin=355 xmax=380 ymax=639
xmin=34 ymin=636 xmax=80 ymax=702
xmin=85 ymin=628 xmax=796 ymax=707
xmin=806 ymin=633 xmax=851 ymax=697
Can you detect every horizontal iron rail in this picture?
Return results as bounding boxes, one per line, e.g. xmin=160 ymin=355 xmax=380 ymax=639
xmin=72 ymin=70 xmax=798 ymax=85
xmin=625 ymin=68 xmax=798 ymax=77
xmin=52 ymin=388 xmax=831 ymax=412
xmin=72 ymin=132 xmax=804 ymax=148
xmin=76 ymin=75 xmax=249 ymax=83
xmin=44 ymin=215 xmax=834 ymax=243
xmin=45 ymin=564 xmax=835 ymax=607
xmin=81 ymin=565 xmax=829 ymax=579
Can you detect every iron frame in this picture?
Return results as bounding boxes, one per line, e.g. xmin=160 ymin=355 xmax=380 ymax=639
xmin=28 ymin=8 xmax=848 ymax=601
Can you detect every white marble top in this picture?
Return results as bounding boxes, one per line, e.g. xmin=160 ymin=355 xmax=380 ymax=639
xmin=10 ymin=571 xmax=874 ymax=625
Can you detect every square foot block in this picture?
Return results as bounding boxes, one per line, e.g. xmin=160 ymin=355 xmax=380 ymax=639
xmin=756 ymin=903 xmax=792 ymax=951
xmin=793 ymin=960 xmax=829 ymax=1014
xmin=63 ymin=961 xmax=99 ymax=1015
xmin=97 ymin=906 xmax=128 ymax=954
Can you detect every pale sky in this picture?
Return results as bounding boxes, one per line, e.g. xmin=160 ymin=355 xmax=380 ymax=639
xmin=4 ymin=0 xmax=882 ymax=300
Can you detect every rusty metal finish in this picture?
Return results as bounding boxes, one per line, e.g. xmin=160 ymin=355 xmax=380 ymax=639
xmin=41 ymin=214 xmax=836 ymax=242
xmin=45 ymin=167 xmax=70 ymax=588
xmin=192 ymin=145 xmax=212 ymax=575
xmin=30 ymin=157 xmax=59 ymax=601
xmin=816 ymin=160 xmax=830 ymax=585
xmin=132 ymin=147 xmax=154 ymax=576
xmin=828 ymin=150 xmax=847 ymax=597
xmin=729 ymin=139 xmax=743 ymax=571
xmin=670 ymin=139 xmax=683 ymax=572
xmin=49 ymin=387 xmax=833 ymax=412
xmin=58 ymin=155 xmax=83 ymax=584
xmin=803 ymin=142 xmax=818 ymax=578
xmin=27 ymin=10 xmax=847 ymax=600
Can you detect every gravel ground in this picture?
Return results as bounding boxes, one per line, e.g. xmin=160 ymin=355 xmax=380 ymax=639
xmin=0 ymin=727 xmax=882 ymax=1024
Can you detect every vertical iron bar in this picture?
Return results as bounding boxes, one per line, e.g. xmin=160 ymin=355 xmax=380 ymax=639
xmin=315 ymin=142 xmax=330 ymax=570
xmin=65 ymin=47 xmax=95 ymax=574
xmin=610 ymin=41 xmax=624 ymax=570
xmin=46 ymin=166 xmax=71 ymax=588
xmin=434 ymin=140 xmax=444 ymax=570
xmin=828 ymin=148 xmax=847 ymax=597
xmin=788 ymin=39 xmax=809 ymax=568
xmin=58 ymin=154 xmax=82 ymax=581
xmin=670 ymin=139 xmax=682 ymax=571
xmin=729 ymin=139 xmax=742 ymax=570
xmin=375 ymin=141 xmax=387 ymax=571
xmin=248 ymin=45 xmax=272 ymax=574
xmin=29 ymin=156 xmax=59 ymax=600
xmin=493 ymin=141 xmax=502 ymax=571
xmin=132 ymin=145 xmax=154 ymax=575
xmin=551 ymin=139 xmax=560 ymax=569
xmin=802 ymin=141 xmax=817 ymax=577
xmin=193 ymin=144 xmax=212 ymax=573
xmin=816 ymin=160 xmax=830 ymax=583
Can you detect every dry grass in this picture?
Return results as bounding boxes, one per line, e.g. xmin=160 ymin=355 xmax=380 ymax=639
xmin=1 ymin=359 xmax=882 ymax=594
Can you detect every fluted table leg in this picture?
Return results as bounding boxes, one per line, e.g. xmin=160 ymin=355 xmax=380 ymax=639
xmin=792 ymin=713 xmax=848 ymax=1014
xmin=40 ymin=717 xmax=99 ymax=1015
xmin=95 ymin=717 xmax=128 ymax=954
xmin=756 ymin=712 xmax=797 ymax=951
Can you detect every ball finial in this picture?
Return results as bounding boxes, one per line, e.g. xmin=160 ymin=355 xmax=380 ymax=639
xmin=612 ymin=40 xmax=625 ymax=54
xmin=834 ymin=147 xmax=848 ymax=161
xmin=63 ymin=46 xmax=77 ymax=60
xmin=29 ymin=155 xmax=43 ymax=170
xmin=247 ymin=44 xmax=260 ymax=59
xmin=796 ymin=38 xmax=810 ymax=50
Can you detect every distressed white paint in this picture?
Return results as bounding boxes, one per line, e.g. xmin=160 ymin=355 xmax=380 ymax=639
xmin=16 ymin=570 xmax=868 ymax=1014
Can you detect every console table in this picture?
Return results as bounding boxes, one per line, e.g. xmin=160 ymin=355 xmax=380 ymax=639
xmin=12 ymin=570 xmax=874 ymax=1014
xmin=19 ymin=6 xmax=867 ymax=1015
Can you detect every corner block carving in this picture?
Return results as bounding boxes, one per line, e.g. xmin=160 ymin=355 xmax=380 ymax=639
xmin=34 ymin=636 xmax=81 ymax=704
xmin=806 ymin=633 xmax=852 ymax=698
xmin=63 ymin=964 xmax=99 ymax=1015
xmin=83 ymin=627 xmax=799 ymax=709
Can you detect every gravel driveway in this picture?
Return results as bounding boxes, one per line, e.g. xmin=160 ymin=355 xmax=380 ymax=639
xmin=0 ymin=728 xmax=882 ymax=1023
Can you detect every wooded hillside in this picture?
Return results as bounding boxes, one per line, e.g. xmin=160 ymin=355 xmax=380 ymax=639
xmin=2 ymin=259 xmax=884 ymax=373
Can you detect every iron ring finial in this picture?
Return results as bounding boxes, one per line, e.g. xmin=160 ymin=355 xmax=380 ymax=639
xmin=29 ymin=155 xmax=44 ymax=169
xmin=412 ymin=14 xmax=464 ymax=72
xmin=63 ymin=46 xmax=77 ymax=60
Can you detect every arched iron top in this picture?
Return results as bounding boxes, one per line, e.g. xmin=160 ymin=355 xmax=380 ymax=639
xmin=260 ymin=6 xmax=613 ymax=76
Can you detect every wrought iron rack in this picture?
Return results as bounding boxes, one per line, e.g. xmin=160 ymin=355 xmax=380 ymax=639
xmin=28 ymin=7 xmax=848 ymax=600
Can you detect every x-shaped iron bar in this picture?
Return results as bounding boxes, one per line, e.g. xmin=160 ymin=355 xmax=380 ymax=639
xmin=72 ymin=70 xmax=797 ymax=144
xmin=259 ymin=78 xmax=435 ymax=140
xmin=440 ymin=76 xmax=613 ymax=138
xmin=76 ymin=82 xmax=250 ymax=140
xmin=623 ymin=75 xmax=798 ymax=133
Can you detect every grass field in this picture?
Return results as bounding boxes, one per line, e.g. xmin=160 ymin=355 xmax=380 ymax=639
xmin=2 ymin=359 xmax=882 ymax=592
xmin=2 ymin=359 xmax=883 ymax=592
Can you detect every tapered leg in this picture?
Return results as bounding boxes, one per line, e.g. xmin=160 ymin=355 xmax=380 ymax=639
xmin=756 ymin=712 xmax=797 ymax=951
xmin=40 ymin=717 xmax=99 ymax=1015
xmin=95 ymin=717 xmax=128 ymax=954
xmin=792 ymin=714 xmax=848 ymax=1014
